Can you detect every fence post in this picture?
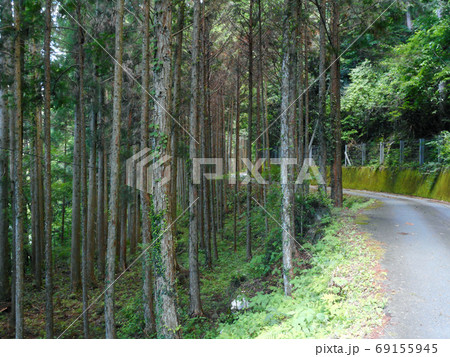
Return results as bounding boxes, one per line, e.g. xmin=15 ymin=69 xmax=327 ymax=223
xmin=361 ymin=143 xmax=366 ymax=166
xmin=419 ymin=138 xmax=425 ymax=165
xmin=344 ymin=145 xmax=348 ymax=167
xmin=379 ymin=142 xmax=385 ymax=165
xmin=400 ymin=140 xmax=404 ymax=164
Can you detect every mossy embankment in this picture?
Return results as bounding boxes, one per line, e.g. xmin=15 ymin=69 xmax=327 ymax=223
xmin=341 ymin=167 xmax=450 ymax=202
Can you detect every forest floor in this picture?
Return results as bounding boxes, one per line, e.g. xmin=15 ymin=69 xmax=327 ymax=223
xmin=0 ymin=191 xmax=388 ymax=339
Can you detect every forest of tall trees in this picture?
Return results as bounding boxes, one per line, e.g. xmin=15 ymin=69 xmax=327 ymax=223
xmin=0 ymin=0 xmax=448 ymax=340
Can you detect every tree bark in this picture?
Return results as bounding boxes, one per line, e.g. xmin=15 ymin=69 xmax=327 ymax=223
xmin=97 ymin=108 xmax=106 ymax=281
xmin=120 ymin=195 xmax=127 ymax=271
xmin=170 ymin=0 xmax=185 ymax=244
xmin=0 ymin=82 xmax=9 ymax=305
xmin=330 ymin=0 xmax=343 ymax=207
xmin=303 ymin=13 xmax=310 ymax=162
xmin=13 ymin=0 xmax=25 ymax=337
xmin=317 ymin=0 xmax=327 ymax=194
xmin=153 ymin=0 xmax=180 ymax=338
xmin=188 ymin=0 xmax=203 ymax=317
xmin=71 ymin=3 xmax=83 ymax=292
xmin=296 ymin=0 xmax=304 ymax=168
xmin=9 ymin=85 xmax=16 ymax=331
xmin=74 ymin=1 xmax=89 ymax=337
xmin=44 ymin=0 xmax=54 ymax=337
xmin=200 ymin=8 xmax=212 ymax=268
xmin=0 ymin=0 xmax=11 ymax=306
xmin=246 ymin=0 xmax=254 ymax=262
xmin=127 ymin=144 xmax=136 ymax=255
xmin=141 ymin=0 xmax=156 ymax=335
xmin=87 ymin=106 xmax=97 ymax=284
xmin=30 ymin=88 xmax=43 ymax=290
xmin=105 ymin=0 xmax=125 ymax=339
xmin=257 ymin=0 xmax=269 ymax=239
xmin=233 ymin=62 xmax=241 ymax=253
xmin=31 ymin=107 xmax=42 ymax=290
xmin=60 ymin=139 xmax=67 ymax=243
xmin=280 ymin=0 xmax=294 ymax=297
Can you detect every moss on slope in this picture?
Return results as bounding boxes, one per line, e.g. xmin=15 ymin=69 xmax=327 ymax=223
xmin=342 ymin=167 xmax=450 ymax=202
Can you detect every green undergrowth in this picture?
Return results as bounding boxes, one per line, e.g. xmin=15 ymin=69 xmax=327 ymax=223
xmin=0 ymin=189 xmax=385 ymax=339
xmin=214 ymin=195 xmax=386 ymax=339
xmin=175 ymin=190 xmax=386 ymax=339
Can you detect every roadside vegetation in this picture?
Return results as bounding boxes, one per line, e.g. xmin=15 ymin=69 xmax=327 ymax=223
xmin=0 ymin=189 xmax=386 ymax=339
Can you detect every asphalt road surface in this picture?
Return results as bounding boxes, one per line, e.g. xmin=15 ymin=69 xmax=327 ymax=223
xmin=344 ymin=189 xmax=450 ymax=339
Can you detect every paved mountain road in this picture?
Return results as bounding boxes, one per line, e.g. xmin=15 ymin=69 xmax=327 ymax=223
xmin=344 ymin=189 xmax=450 ymax=339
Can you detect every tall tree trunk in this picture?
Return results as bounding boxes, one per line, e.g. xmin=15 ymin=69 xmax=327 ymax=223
xmin=127 ymin=144 xmax=136 ymax=257
xmin=0 ymin=0 xmax=11 ymax=306
xmin=120 ymin=199 xmax=127 ymax=270
xmin=317 ymin=0 xmax=327 ymax=194
xmin=302 ymin=3 xmax=310 ymax=195
xmin=141 ymin=0 xmax=156 ymax=335
xmin=74 ymin=1 xmax=89 ymax=337
xmin=330 ymin=0 xmax=342 ymax=207
xmin=170 ymin=0 xmax=185 ymax=244
xmin=296 ymin=0 xmax=304 ymax=168
xmin=97 ymin=107 xmax=106 ymax=281
xmin=200 ymin=7 xmax=212 ymax=268
xmin=9 ymin=82 xmax=16 ymax=329
xmin=71 ymin=4 xmax=83 ymax=292
xmin=303 ymin=12 xmax=309 ymax=161
xmin=60 ymin=138 xmax=67 ymax=243
xmin=30 ymin=49 xmax=44 ymax=288
xmin=9 ymin=89 xmax=16 ymax=331
xmin=87 ymin=106 xmax=97 ymax=284
xmin=210 ymin=105 xmax=218 ymax=260
xmin=153 ymin=0 xmax=180 ymax=338
xmin=31 ymin=106 xmax=42 ymax=289
xmin=31 ymin=41 xmax=44 ymax=290
xmin=135 ymin=188 xmax=141 ymax=249
xmin=257 ymin=0 xmax=269 ymax=238
xmin=263 ymin=81 xmax=270 ymax=179
xmin=127 ymin=135 xmax=136 ymax=255
xmin=280 ymin=0 xmax=294 ymax=297
xmin=219 ymin=94 xmax=225 ymax=242
xmin=227 ymin=99 xmax=234 ymax=177
xmin=13 ymin=0 xmax=25 ymax=337
xmin=233 ymin=62 xmax=241 ymax=253
xmin=246 ymin=0 xmax=254 ymax=262
xmin=188 ymin=0 xmax=203 ymax=317
xmin=105 ymin=0 xmax=125 ymax=339
xmin=255 ymin=72 xmax=261 ymax=198
xmin=0 ymin=81 xmax=9 ymax=305
xmin=44 ymin=0 xmax=54 ymax=337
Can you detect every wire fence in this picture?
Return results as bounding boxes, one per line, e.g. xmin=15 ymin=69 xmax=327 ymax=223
xmin=240 ymin=134 xmax=448 ymax=169
xmin=343 ymin=138 xmax=445 ymax=167
xmin=268 ymin=136 xmax=447 ymax=168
